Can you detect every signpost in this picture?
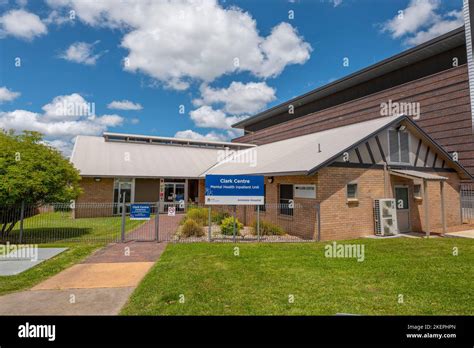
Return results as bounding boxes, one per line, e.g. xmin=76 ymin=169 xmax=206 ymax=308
xmin=130 ymin=204 xmax=151 ymax=220
xmin=205 ymin=175 xmax=264 ymax=205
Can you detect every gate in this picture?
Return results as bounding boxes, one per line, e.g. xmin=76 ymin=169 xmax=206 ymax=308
xmin=461 ymin=183 xmax=474 ymax=223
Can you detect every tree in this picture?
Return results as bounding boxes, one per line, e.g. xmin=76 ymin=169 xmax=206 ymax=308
xmin=0 ymin=130 xmax=82 ymax=239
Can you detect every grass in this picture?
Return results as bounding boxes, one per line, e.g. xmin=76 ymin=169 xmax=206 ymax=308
xmin=0 ymin=211 xmax=147 ymax=295
xmin=8 ymin=211 xmax=146 ymax=243
xmin=121 ymin=238 xmax=474 ymax=315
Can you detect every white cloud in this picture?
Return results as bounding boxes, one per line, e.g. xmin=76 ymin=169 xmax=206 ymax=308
xmin=0 ymin=9 xmax=47 ymax=40
xmin=0 ymin=93 xmax=124 ymax=154
xmin=46 ymin=0 xmax=312 ymax=89
xmin=107 ymin=99 xmax=143 ymax=110
xmin=174 ymin=129 xmax=228 ymax=142
xmin=405 ymin=10 xmax=463 ymax=45
xmin=189 ymin=105 xmax=246 ymax=130
xmin=330 ymin=0 xmax=342 ymax=7
xmin=59 ymin=41 xmax=105 ymax=65
xmin=194 ymin=82 xmax=276 ymax=115
xmin=381 ymin=0 xmax=463 ymax=45
xmin=130 ymin=117 xmax=139 ymax=124
xmin=0 ymin=86 xmax=20 ymax=103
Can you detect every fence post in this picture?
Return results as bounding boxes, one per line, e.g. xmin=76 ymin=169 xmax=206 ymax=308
xmin=233 ymin=205 xmax=236 ymax=243
xmin=316 ymin=203 xmax=321 ymax=242
xmin=121 ymin=193 xmax=126 ymax=242
xmin=208 ymin=206 xmax=212 ymax=242
xmin=155 ymin=201 xmax=160 ymax=242
xmin=19 ymin=200 xmax=25 ymax=244
xmin=257 ymin=205 xmax=260 ymax=242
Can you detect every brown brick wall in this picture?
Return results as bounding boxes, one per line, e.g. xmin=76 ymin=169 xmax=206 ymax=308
xmin=74 ymin=177 xmax=114 ymax=218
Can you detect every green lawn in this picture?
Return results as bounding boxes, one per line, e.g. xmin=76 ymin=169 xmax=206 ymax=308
xmin=121 ymin=238 xmax=474 ymax=315
xmin=0 ymin=211 xmax=146 ymax=295
xmin=8 ymin=211 xmax=146 ymax=243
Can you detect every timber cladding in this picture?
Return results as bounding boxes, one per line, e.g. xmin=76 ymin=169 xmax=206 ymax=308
xmin=235 ymin=65 xmax=474 ymax=175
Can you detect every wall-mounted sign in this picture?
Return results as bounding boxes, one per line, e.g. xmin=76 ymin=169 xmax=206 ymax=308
xmin=205 ymin=175 xmax=264 ymax=205
xmin=294 ymin=184 xmax=316 ymax=199
xmin=167 ymin=206 xmax=176 ymax=216
xmin=130 ymin=204 xmax=151 ymax=220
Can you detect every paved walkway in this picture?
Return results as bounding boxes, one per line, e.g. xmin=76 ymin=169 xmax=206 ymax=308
xmin=444 ymin=229 xmax=474 ymax=239
xmin=125 ymin=214 xmax=183 ymax=241
xmin=0 ymin=241 xmax=167 ymax=315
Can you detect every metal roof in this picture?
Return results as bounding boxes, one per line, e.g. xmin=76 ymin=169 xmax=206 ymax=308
xmin=71 ymin=135 xmax=234 ymax=178
xmin=203 ymin=115 xmax=405 ymax=176
xmin=233 ymin=26 xmax=466 ymax=129
xmin=390 ymin=169 xmax=448 ymax=181
xmin=103 ymin=132 xmax=255 ymax=149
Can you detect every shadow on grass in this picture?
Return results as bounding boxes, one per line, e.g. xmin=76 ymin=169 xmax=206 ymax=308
xmin=2 ymin=227 xmax=115 ymax=244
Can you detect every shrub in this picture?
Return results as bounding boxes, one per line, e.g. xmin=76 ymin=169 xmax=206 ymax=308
xmin=252 ymin=220 xmax=285 ymax=236
xmin=220 ymin=216 xmax=243 ymax=236
xmin=212 ymin=211 xmax=230 ymax=225
xmin=185 ymin=207 xmax=208 ymax=226
xmin=181 ymin=218 xmax=204 ymax=237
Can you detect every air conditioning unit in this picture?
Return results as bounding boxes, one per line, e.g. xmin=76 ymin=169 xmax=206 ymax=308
xmin=374 ymin=199 xmax=398 ymax=236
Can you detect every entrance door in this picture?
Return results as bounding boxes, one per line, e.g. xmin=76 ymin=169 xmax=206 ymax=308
xmin=163 ymin=183 xmax=186 ymax=212
xmin=113 ymin=180 xmax=132 ymax=215
xmin=395 ymin=186 xmax=410 ymax=233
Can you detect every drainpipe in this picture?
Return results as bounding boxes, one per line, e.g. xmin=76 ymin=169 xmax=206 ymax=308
xmin=383 ymin=162 xmax=388 ymax=198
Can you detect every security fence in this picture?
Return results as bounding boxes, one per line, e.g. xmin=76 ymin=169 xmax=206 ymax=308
xmin=461 ymin=183 xmax=474 ymax=223
xmin=0 ymin=201 xmax=321 ymax=244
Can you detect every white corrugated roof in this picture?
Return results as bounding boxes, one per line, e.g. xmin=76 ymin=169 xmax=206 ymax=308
xmin=71 ymin=135 xmax=230 ymax=178
xmin=390 ymin=169 xmax=447 ymax=181
xmin=203 ymin=115 xmax=404 ymax=176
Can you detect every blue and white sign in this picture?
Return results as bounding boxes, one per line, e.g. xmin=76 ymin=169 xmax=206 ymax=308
xmin=130 ymin=204 xmax=151 ymax=220
xmin=205 ymin=175 xmax=264 ymax=205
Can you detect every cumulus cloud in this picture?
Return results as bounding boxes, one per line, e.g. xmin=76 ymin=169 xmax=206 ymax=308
xmin=381 ymin=0 xmax=463 ymax=45
xmin=0 ymin=86 xmax=20 ymax=103
xmin=174 ymin=129 xmax=228 ymax=142
xmin=107 ymin=99 xmax=143 ymax=110
xmin=189 ymin=105 xmax=246 ymax=130
xmin=0 ymin=9 xmax=47 ymax=40
xmin=0 ymin=93 xmax=124 ymax=155
xmin=46 ymin=0 xmax=312 ymax=90
xmin=193 ymin=82 xmax=276 ymax=115
xmin=59 ymin=41 xmax=106 ymax=65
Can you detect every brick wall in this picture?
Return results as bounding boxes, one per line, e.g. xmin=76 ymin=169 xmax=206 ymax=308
xmin=74 ymin=177 xmax=114 ymax=218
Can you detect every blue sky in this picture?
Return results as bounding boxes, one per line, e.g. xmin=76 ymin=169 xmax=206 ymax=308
xmin=0 ymin=0 xmax=464 ymax=154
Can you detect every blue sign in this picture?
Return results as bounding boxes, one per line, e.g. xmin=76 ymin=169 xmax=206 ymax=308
xmin=205 ymin=175 xmax=264 ymax=205
xmin=130 ymin=204 xmax=151 ymax=220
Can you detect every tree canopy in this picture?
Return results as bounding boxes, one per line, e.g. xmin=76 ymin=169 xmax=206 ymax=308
xmin=0 ymin=130 xmax=82 ymax=206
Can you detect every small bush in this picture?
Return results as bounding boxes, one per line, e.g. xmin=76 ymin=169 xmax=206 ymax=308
xmin=185 ymin=207 xmax=208 ymax=226
xmin=220 ymin=216 xmax=243 ymax=236
xmin=181 ymin=218 xmax=204 ymax=237
xmin=212 ymin=211 xmax=230 ymax=225
xmin=252 ymin=220 xmax=285 ymax=236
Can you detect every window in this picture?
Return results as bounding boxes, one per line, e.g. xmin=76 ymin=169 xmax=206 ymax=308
xmin=413 ymin=184 xmax=422 ymax=199
xmin=388 ymin=129 xmax=410 ymax=164
xmin=255 ymin=184 xmax=266 ymax=212
xmin=279 ymin=184 xmax=294 ymax=216
xmin=346 ymin=183 xmax=358 ymax=200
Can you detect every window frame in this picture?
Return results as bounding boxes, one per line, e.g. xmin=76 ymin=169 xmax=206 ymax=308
xmin=387 ymin=128 xmax=411 ymax=165
xmin=413 ymin=183 xmax=423 ymax=200
xmin=346 ymin=182 xmax=358 ymax=200
xmin=279 ymin=184 xmax=294 ymax=216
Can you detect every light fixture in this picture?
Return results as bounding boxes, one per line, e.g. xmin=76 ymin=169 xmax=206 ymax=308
xmin=397 ymin=124 xmax=406 ymax=131
xmin=94 ymin=177 xmax=101 ymax=182
xmin=267 ymin=176 xmax=274 ymax=184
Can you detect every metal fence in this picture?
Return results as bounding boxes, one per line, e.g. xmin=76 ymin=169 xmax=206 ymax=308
xmin=0 ymin=201 xmax=321 ymax=244
xmin=461 ymin=184 xmax=474 ymax=223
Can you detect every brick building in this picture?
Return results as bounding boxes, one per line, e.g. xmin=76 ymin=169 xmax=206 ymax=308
xmin=71 ymin=19 xmax=474 ymax=241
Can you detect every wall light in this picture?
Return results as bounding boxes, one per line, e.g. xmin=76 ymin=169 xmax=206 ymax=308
xmin=267 ymin=176 xmax=274 ymax=184
xmin=94 ymin=177 xmax=101 ymax=182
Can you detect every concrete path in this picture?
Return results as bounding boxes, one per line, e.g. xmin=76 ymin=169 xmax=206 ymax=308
xmin=444 ymin=229 xmax=474 ymax=239
xmin=0 ymin=241 xmax=167 ymax=315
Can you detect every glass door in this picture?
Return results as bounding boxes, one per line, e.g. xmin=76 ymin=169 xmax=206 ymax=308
xmin=114 ymin=180 xmax=132 ymax=215
xmin=163 ymin=182 xmax=186 ymax=213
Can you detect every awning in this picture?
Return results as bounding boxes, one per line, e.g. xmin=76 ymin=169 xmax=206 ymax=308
xmin=389 ymin=169 xmax=447 ymax=181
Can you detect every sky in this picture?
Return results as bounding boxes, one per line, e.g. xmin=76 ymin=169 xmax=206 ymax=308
xmin=0 ymin=0 xmax=465 ymax=155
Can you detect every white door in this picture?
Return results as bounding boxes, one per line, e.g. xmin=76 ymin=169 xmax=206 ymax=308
xmin=395 ymin=186 xmax=410 ymax=232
